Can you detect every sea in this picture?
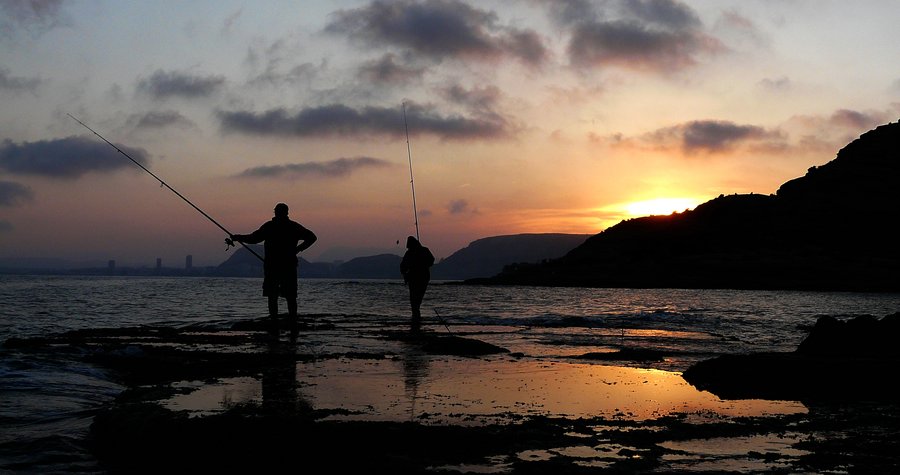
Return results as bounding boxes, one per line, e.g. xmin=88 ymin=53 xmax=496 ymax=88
xmin=3 ymin=274 xmax=900 ymax=473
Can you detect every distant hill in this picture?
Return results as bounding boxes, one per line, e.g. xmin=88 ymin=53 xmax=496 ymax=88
xmin=216 ymin=246 xmax=334 ymax=278
xmin=431 ymin=233 xmax=591 ymax=280
xmin=477 ymin=120 xmax=900 ymax=291
xmin=214 ymin=234 xmax=590 ymax=280
xmin=335 ymin=254 xmax=402 ymax=279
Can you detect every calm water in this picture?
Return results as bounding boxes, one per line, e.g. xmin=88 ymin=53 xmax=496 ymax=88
xmin=2 ymin=275 xmax=900 ymax=473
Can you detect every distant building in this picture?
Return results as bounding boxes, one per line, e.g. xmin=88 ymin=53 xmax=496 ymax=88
xmin=156 ymin=258 xmax=162 ymax=270
xmin=185 ymin=255 xmax=193 ymax=269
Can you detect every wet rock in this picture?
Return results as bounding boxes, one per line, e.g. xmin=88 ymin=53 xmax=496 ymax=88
xmin=683 ymin=313 xmax=900 ymax=401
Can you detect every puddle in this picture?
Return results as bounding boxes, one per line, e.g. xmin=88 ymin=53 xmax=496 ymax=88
xmin=160 ymin=357 xmax=805 ymax=424
xmin=659 ymin=432 xmax=811 ymax=472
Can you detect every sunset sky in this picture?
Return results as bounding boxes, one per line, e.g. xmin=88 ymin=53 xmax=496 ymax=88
xmin=2 ymin=0 xmax=899 ymax=266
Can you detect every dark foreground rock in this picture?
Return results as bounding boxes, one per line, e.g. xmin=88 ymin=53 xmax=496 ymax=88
xmin=683 ymin=313 xmax=900 ymax=401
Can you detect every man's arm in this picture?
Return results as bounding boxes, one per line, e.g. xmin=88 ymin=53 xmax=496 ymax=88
xmin=296 ymin=227 xmax=317 ymax=254
xmin=232 ymin=224 xmax=266 ymax=245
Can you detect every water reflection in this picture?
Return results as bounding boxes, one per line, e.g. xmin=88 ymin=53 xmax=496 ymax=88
xmin=401 ymin=345 xmax=430 ymax=421
xmin=261 ymin=339 xmax=305 ymax=414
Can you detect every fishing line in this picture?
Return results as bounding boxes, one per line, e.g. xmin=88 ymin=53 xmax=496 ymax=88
xmin=67 ymin=113 xmax=264 ymax=262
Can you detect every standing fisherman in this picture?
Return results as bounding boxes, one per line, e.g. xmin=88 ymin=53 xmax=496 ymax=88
xmin=400 ymin=236 xmax=435 ymax=331
xmin=231 ymin=203 xmax=317 ymax=337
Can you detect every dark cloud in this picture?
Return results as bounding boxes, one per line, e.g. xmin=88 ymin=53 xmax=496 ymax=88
xmin=136 ymin=69 xmax=226 ymax=99
xmin=218 ymin=102 xmax=510 ymax=140
xmin=0 ymin=136 xmax=149 ymax=178
xmin=0 ymin=180 xmax=34 ymax=206
xmin=539 ymin=0 xmax=598 ymax=27
xmin=568 ymin=19 xmax=718 ymax=71
xmin=326 ymin=0 xmax=548 ymax=66
xmin=622 ymin=0 xmax=700 ymax=30
xmin=358 ymin=54 xmax=425 ymax=85
xmin=447 ymin=199 xmax=469 ymax=214
xmin=680 ymin=121 xmax=776 ymax=152
xmin=235 ymin=156 xmax=394 ymax=179
xmin=0 ymin=67 xmax=42 ymax=94
xmin=126 ymin=110 xmax=196 ymax=129
xmin=0 ymin=220 xmax=12 ymax=232
xmin=645 ymin=120 xmax=782 ymax=153
xmin=537 ymin=0 xmax=720 ymax=72
xmin=0 ymin=0 xmax=66 ymax=37
xmin=441 ymin=84 xmax=504 ymax=122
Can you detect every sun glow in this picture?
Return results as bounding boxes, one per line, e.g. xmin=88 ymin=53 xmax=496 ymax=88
xmin=624 ymin=198 xmax=700 ymax=217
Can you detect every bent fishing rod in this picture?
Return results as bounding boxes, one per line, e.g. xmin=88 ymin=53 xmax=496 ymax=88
xmin=67 ymin=113 xmax=264 ymax=262
xmin=402 ymin=102 xmax=420 ymax=241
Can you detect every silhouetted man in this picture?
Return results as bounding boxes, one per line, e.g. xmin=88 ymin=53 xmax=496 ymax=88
xmin=231 ymin=203 xmax=316 ymax=336
xmin=400 ymin=236 xmax=435 ymax=331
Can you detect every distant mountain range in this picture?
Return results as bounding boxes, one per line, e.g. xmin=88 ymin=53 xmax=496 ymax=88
xmin=475 ymin=120 xmax=900 ymax=291
xmin=215 ymin=234 xmax=590 ymax=280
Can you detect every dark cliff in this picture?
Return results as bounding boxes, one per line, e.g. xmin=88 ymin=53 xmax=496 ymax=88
xmin=480 ymin=120 xmax=900 ymax=291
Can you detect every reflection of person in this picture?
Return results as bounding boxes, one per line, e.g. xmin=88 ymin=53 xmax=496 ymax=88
xmin=400 ymin=236 xmax=434 ymax=331
xmin=401 ymin=347 xmax=429 ymax=421
xmin=231 ymin=203 xmax=316 ymax=336
xmin=261 ymin=339 xmax=300 ymax=414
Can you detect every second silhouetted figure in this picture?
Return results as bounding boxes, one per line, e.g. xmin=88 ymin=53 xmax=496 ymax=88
xmin=231 ymin=203 xmax=316 ymax=337
xmin=400 ymin=236 xmax=435 ymax=331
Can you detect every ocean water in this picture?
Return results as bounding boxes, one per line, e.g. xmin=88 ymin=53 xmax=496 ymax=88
xmin=3 ymin=275 xmax=900 ymax=473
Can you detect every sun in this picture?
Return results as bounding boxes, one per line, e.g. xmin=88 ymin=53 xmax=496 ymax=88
xmin=624 ymin=198 xmax=700 ymax=217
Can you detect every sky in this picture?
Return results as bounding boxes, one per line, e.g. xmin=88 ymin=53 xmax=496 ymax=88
xmin=1 ymin=0 xmax=899 ymax=267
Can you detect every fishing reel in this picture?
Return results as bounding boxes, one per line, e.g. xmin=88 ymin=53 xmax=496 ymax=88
xmin=225 ymin=237 xmax=235 ymax=251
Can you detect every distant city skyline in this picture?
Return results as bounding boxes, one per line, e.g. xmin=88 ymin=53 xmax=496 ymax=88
xmin=2 ymin=1 xmax=899 ymax=266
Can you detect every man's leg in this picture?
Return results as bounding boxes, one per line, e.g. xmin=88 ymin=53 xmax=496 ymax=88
xmin=409 ymin=282 xmax=425 ymax=331
xmin=267 ymin=295 xmax=280 ymax=335
xmin=287 ymin=297 xmax=299 ymax=338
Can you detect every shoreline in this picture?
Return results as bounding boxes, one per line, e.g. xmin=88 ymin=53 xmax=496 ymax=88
xmin=8 ymin=315 xmax=900 ymax=473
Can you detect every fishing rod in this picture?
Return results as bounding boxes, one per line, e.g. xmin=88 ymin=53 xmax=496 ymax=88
xmin=67 ymin=113 xmax=264 ymax=262
xmin=433 ymin=308 xmax=453 ymax=335
xmin=402 ymin=102 xmax=420 ymax=241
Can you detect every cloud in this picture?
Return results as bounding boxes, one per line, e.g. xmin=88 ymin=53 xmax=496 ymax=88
xmin=358 ymin=54 xmax=425 ymax=85
xmin=218 ymin=101 xmax=511 ymax=140
xmin=622 ymin=0 xmax=701 ymax=30
xmin=136 ymin=69 xmax=226 ymax=99
xmin=235 ymin=156 xmax=394 ymax=179
xmin=609 ymin=107 xmax=900 ymax=158
xmin=0 ymin=67 xmax=42 ymax=94
xmin=568 ymin=19 xmax=719 ymax=72
xmin=651 ymin=120 xmax=783 ymax=153
xmin=326 ymin=0 xmax=548 ymax=67
xmin=0 ymin=220 xmax=12 ymax=232
xmin=447 ymin=199 xmax=471 ymax=214
xmin=538 ymin=0 xmax=721 ymax=72
xmin=827 ymin=109 xmax=885 ymax=130
xmin=244 ymin=36 xmax=321 ymax=87
xmin=0 ymin=180 xmax=34 ymax=206
xmin=783 ymin=107 xmax=900 ymax=152
xmin=441 ymin=84 xmax=501 ymax=115
xmin=0 ymin=0 xmax=66 ymax=38
xmin=605 ymin=119 xmax=784 ymax=155
xmin=539 ymin=0 xmax=598 ymax=28
xmin=0 ymin=136 xmax=149 ymax=178
xmin=758 ymin=76 xmax=791 ymax=93
xmin=126 ymin=110 xmax=196 ymax=129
